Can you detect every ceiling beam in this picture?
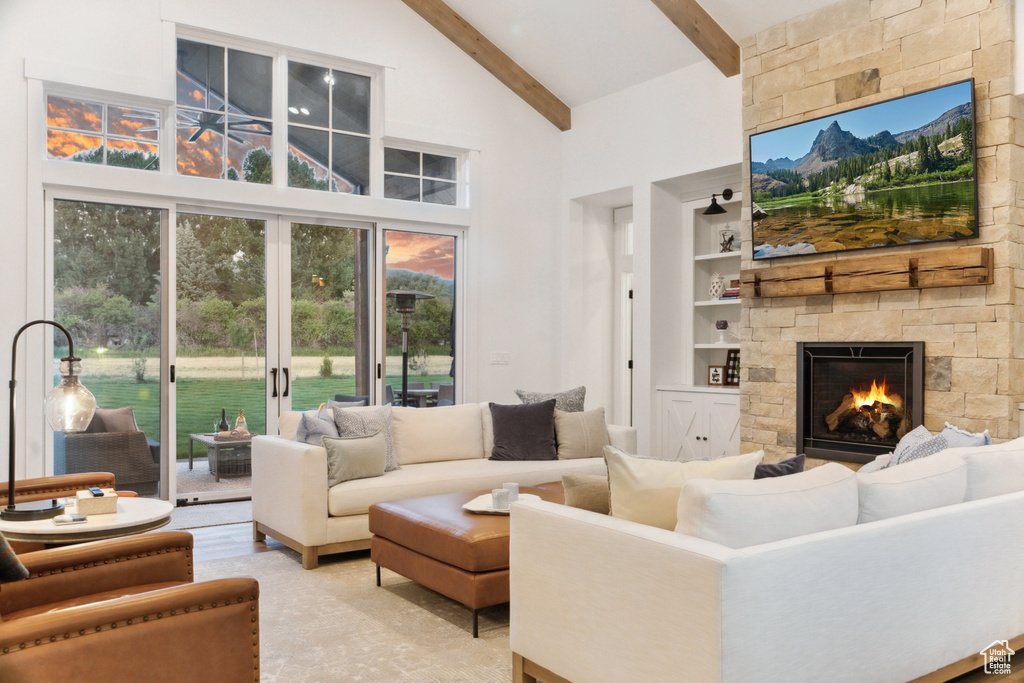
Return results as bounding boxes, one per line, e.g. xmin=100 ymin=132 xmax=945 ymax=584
xmin=649 ymin=0 xmax=740 ymax=77
xmin=399 ymin=0 xmax=571 ymax=131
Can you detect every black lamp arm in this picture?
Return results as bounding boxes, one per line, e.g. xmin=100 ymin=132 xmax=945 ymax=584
xmin=8 ymin=319 xmax=76 ymax=512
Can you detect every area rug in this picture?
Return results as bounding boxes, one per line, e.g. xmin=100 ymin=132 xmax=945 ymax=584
xmin=195 ymin=550 xmax=511 ymax=682
xmin=164 ymin=500 xmax=253 ymax=530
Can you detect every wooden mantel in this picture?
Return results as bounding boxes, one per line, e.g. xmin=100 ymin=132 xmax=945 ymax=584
xmin=740 ymin=246 xmax=993 ymax=299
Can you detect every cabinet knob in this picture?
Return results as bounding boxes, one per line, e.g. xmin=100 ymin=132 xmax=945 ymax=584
xmin=695 ymin=436 xmax=700 ymax=441
xmin=702 ymin=437 xmax=708 ymax=441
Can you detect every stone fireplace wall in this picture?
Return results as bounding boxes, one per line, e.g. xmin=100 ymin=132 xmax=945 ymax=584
xmin=739 ymin=0 xmax=1024 ymax=464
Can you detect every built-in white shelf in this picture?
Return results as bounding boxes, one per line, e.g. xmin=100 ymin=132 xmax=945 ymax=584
xmin=694 ymin=251 xmax=742 ymax=261
xmin=694 ymin=343 xmax=741 ymax=349
xmin=694 ymin=298 xmax=742 ymax=307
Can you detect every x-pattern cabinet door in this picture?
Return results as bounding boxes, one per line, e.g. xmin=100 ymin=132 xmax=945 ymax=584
xmin=657 ymin=389 xmax=740 ymax=460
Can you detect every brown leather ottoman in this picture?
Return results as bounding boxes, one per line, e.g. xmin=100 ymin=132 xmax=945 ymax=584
xmin=369 ymin=483 xmax=564 ymax=637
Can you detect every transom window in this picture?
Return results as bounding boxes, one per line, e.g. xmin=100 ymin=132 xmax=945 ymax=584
xmin=46 ymin=96 xmax=160 ymax=170
xmin=287 ymin=61 xmax=371 ymax=194
xmin=384 ymin=148 xmax=457 ymax=205
xmin=176 ymin=39 xmax=273 ymax=184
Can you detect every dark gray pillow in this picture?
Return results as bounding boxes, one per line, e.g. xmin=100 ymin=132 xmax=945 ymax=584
xmin=754 ymin=454 xmax=806 ymax=479
xmin=488 ymin=399 xmax=557 ymax=461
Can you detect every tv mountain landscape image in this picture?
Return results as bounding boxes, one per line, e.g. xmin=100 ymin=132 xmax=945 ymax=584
xmin=750 ymin=82 xmax=976 ymax=260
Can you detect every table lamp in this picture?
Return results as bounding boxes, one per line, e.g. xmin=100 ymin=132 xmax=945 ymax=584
xmin=4 ymin=320 xmax=96 ymax=521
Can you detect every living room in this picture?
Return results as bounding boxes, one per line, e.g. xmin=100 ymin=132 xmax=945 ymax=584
xmin=1 ymin=0 xmax=1023 ymax=680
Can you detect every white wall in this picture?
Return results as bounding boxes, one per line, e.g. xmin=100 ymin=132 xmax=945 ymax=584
xmin=559 ymin=61 xmax=744 ymax=454
xmin=0 ymin=0 xmax=564 ymax=480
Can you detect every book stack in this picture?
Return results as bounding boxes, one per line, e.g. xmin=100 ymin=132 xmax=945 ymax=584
xmin=720 ymin=287 xmax=740 ymax=300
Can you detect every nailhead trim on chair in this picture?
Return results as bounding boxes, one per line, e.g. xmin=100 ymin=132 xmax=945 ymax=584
xmin=0 ymin=590 xmax=259 ymax=680
xmin=29 ymin=545 xmax=194 ymax=581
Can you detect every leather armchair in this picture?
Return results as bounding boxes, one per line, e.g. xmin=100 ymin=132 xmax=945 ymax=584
xmin=0 ymin=532 xmax=260 ymax=682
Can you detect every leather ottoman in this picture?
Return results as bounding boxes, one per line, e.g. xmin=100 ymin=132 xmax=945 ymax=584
xmin=369 ymin=483 xmax=564 ymax=637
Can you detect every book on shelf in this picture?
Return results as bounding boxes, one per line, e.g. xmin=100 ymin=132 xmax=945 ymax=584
xmin=720 ymin=288 xmax=741 ymax=299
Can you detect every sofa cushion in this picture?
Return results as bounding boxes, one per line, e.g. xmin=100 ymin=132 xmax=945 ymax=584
xmin=675 ymin=463 xmax=859 ymax=548
xmin=891 ymin=425 xmax=947 ymax=466
xmin=87 ymin=406 xmax=138 ymax=433
xmin=333 ymin=405 xmax=399 ymax=472
xmin=942 ymin=437 xmax=1024 ymax=501
xmin=856 ymin=451 xmax=967 ymax=523
xmin=554 ymin=408 xmax=611 ymax=460
xmin=391 ymin=403 xmax=483 ymax=465
xmin=488 ymin=400 xmax=557 ymax=461
xmin=515 ymin=386 xmax=585 ymax=412
xmin=327 ymin=457 xmax=605 ymax=517
xmin=754 ymin=454 xmax=805 ymax=479
xmin=295 ymin=409 xmax=339 ymax=446
xmin=604 ymin=447 xmax=762 ymax=530
xmin=561 ymin=472 xmax=610 ymax=514
xmin=323 ymin=431 xmax=387 ymax=487
xmin=940 ymin=422 xmax=991 ymax=448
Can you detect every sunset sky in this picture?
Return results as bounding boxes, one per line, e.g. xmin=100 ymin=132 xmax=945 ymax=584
xmin=386 ymin=231 xmax=454 ymax=280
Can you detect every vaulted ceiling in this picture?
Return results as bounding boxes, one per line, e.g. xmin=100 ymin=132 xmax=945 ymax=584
xmin=402 ymin=0 xmax=845 ymax=129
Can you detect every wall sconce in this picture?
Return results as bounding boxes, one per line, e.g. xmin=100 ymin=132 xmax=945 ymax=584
xmin=386 ymin=290 xmax=434 ymax=407
xmin=703 ymin=188 xmax=734 ymax=215
xmin=5 ymin=320 xmax=96 ymax=521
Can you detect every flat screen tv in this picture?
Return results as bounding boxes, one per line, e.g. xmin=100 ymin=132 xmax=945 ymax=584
xmin=749 ymin=79 xmax=977 ymax=260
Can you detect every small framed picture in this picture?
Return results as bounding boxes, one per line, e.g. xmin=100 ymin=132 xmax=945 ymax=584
xmin=707 ymin=365 xmax=725 ymax=386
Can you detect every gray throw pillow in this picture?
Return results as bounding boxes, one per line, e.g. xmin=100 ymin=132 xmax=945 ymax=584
xmin=562 ymin=473 xmax=610 ymax=514
xmin=514 ymin=386 xmax=585 ymax=412
xmin=754 ymin=454 xmax=805 ymax=479
xmin=328 ymin=399 xmax=367 ymax=411
xmin=941 ymin=422 xmax=991 ymax=448
xmin=322 ymin=432 xmax=387 ymax=487
xmin=296 ymin=410 xmax=340 ymax=446
xmin=88 ymin=406 xmax=139 ymax=433
xmin=488 ymin=399 xmax=557 ymax=461
xmin=892 ymin=425 xmax=947 ymax=466
xmin=332 ymin=404 xmax=399 ymax=472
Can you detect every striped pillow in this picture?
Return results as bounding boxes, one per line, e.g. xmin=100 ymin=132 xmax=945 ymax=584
xmin=0 ymin=532 xmax=27 ymax=582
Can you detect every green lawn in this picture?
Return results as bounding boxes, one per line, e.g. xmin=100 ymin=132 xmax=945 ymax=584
xmin=84 ymin=374 xmax=454 ymax=458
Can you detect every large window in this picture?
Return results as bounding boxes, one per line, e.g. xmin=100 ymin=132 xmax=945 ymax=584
xmin=176 ymin=39 xmax=273 ymax=183
xmin=47 ymin=96 xmax=160 ymax=170
xmin=384 ymin=148 xmax=456 ymax=205
xmin=287 ymin=62 xmax=371 ymax=194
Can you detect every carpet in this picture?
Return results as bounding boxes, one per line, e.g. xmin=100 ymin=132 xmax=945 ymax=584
xmin=164 ymin=500 xmax=253 ymax=530
xmin=195 ymin=550 xmax=511 ymax=682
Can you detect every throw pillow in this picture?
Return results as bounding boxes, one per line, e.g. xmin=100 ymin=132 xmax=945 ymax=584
xmin=332 ymin=404 xmax=399 ymax=472
xmin=891 ymin=425 xmax=947 ymax=465
xmin=328 ymin=399 xmax=367 ymax=411
xmin=940 ymin=422 xmax=991 ymax=449
xmin=488 ymin=400 xmax=557 ymax=461
xmin=322 ymin=431 xmax=387 ymax=487
xmin=514 ymin=386 xmax=585 ymax=412
xmin=754 ymin=454 xmax=806 ymax=479
xmin=554 ymin=408 xmax=610 ymax=459
xmin=87 ymin=406 xmax=139 ymax=433
xmin=604 ymin=446 xmax=763 ymax=530
xmin=562 ymin=473 xmax=610 ymax=514
xmin=0 ymin=532 xmax=27 ymax=582
xmin=333 ymin=394 xmax=369 ymax=406
xmin=296 ymin=410 xmax=340 ymax=446
xmin=675 ymin=463 xmax=859 ymax=548
xmin=856 ymin=452 xmax=967 ymax=523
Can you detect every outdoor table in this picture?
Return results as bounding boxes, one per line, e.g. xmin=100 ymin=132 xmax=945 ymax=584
xmin=188 ymin=433 xmax=253 ymax=481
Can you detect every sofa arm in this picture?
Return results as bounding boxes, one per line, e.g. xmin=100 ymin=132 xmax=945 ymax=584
xmin=0 ymin=473 xmax=116 ymax=503
xmin=0 ymin=577 xmax=259 ymax=682
xmin=0 ymin=532 xmax=195 ymax=616
xmin=510 ymin=499 xmax=737 ymax=683
xmin=607 ymin=423 xmax=637 ymax=453
xmin=251 ymin=436 xmax=330 ymax=547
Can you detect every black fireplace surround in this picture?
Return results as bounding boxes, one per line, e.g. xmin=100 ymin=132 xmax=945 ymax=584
xmin=796 ymin=342 xmax=924 ymax=464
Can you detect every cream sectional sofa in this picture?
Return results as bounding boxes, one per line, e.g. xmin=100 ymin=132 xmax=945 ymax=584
xmin=510 ymin=439 xmax=1024 ymax=683
xmin=252 ymin=402 xmax=636 ymax=568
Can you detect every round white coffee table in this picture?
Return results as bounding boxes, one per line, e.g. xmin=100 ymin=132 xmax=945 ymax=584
xmin=0 ymin=497 xmax=174 ymax=544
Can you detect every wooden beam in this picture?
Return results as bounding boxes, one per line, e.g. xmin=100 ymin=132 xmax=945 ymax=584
xmin=649 ymin=0 xmax=740 ymax=77
xmin=740 ymin=246 xmax=993 ymax=299
xmin=399 ymin=0 xmax=572 ymax=131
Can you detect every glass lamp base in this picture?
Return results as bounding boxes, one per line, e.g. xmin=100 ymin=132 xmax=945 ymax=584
xmin=1 ymin=499 xmax=65 ymax=521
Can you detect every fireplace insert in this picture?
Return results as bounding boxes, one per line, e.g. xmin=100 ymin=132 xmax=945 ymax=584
xmin=796 ymin=342 xmax=924 ymax=464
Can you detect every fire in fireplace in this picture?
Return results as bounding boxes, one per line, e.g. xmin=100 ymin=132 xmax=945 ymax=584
xmin=797 ymin=342 xmax=923 ymax=464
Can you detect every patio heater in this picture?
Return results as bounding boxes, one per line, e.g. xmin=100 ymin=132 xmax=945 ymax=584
xmin=5 ymin=320 xmax=96 ymax=520
xmin=386 ymin=290 xmax=434 ymax=407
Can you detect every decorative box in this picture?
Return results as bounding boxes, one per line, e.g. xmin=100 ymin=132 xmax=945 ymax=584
xmin=75 ymin=488 xmax=118 ymax=515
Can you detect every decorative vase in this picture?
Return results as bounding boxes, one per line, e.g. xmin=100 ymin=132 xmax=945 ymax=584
xmin=716 ymin=320 xmax=728 ymax=344
xmin=235 ymin=409 xmax=248 ymax=434
xmin=708 ymin=272 xmax=725 ymax=299
xmin=218 ymin=408 xmax=230 ymax=432
xmin=719 ymin=227 xmax=738 ymax=253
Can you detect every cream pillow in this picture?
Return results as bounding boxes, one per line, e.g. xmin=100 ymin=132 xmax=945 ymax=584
xmin=604 ymin=446 xmax=763 ymax=530
xmin=554 ymin=408 xmax=610 ymax=459
xmin=856 ymin=451 xmax=966 ymax=523
xmin=390 ymin=403 xmax=483 ymax=465
xmin=675 ymin=463 xmax=858 ymax=548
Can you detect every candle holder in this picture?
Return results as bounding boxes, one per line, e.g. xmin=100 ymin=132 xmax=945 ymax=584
xmin=715 ymin=320 xmax=729 ymax=344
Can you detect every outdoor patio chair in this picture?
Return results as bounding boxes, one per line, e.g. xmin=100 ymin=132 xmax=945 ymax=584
xmin=437 ymin=383 xmax=455 ymax=406
xmin=53 ymin=407 xmax=160 ymax=496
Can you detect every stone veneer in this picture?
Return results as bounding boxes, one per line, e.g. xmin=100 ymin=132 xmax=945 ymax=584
xmin=739 ymin=0 xmax=1024 ymax=464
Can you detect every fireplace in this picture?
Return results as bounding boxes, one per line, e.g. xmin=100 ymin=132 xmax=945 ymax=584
xmin=796 ymin=342 xmax=924 ymax=464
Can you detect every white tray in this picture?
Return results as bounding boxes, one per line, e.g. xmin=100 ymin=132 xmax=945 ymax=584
xmin=462 ymin=493 xmax=540 ymax=515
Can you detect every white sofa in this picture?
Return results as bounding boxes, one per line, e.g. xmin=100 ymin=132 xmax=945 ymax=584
xmin=252 ymin=402 xmax=636 ymax=568
xmin=510 ymin=441 xmax=1024 ymax=683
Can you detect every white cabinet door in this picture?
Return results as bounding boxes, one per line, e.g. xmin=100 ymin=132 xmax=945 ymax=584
xmin=657 ymin=389 xmax=740 ymax=460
